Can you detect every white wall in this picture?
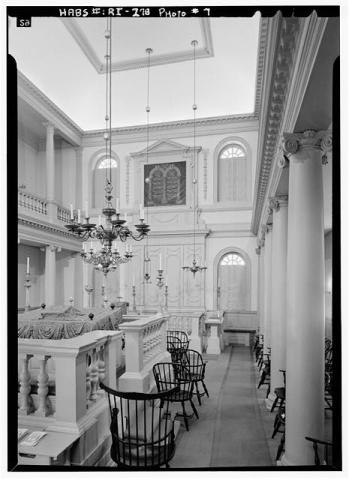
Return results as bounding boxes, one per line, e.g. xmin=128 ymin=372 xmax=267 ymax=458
xmin=81 ymin=128 xmax=259 ymax=310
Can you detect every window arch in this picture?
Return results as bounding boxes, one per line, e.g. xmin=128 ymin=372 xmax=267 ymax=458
xmin=220 ymin=252 xmax=246 ymax=266
xmin=218 ymin=143 xmax=247 ymax=202
xmin=93 ymin=156 xmax=119 ymax=208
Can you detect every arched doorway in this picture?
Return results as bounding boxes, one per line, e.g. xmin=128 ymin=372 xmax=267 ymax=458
xmin=216 ymin=250 xmax=250 ymax=311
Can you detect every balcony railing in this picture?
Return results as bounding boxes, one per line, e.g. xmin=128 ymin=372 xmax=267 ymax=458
xmin=18 ymin=189 xmax=47 ymax=216
xmin=18 ymin=188 xmax=72 ymax=225
xmin=18 ymin=330 xmax=123 ymax=432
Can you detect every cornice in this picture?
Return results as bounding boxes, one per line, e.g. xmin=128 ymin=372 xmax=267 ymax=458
xmin=254 ymin=17 xmax=269 ymax=115
xmin=82 ymin=114 xmax=258 ymax=146
xmin=18 ymin=214 xmax=82 ymax=246
xmin=251 ymin=14 xmax=303 ymax=235
xmin=253 ymin=13 xmax=328 ymax=236
xmin=17 ymin=71 xmax=83 ymax=146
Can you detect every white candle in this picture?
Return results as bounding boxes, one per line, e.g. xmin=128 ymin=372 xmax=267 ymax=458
xmin=90 ymin=241 xmax=93 ymax=251
xmin=85 ymin=201 xmax=89 ymax=219
xmin=26 ymin=257 xmax=30 ymax=274
xmin=70 ymin=204 xmax=74 ymax=220
xmin=139 ymin=204 xmax=144 ymax=220
xmin=116 ymin=198 xmax=120 ymax=214
xmin=98 ymin=215 xmax=102 ymax=226
xmin=124 ymin=212 xmax=128 ymax=223
xmin=133 ymin=275 xmax=135 ymax=287
xmin=165 ymin=277 xmax=168 ymax=287
xmin=77 ymin=209 xmax=81 ymax=223
xmin=159 ymin=253 xmax=162 ymax=270
xmin=103 ymin=276 xmax=106 ymax=288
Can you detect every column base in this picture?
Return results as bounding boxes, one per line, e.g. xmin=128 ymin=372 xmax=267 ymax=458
xmin=206 ymin=338 xmax=221 ymax=355
xmin=265 ymin=392 xmax=276 ymax=410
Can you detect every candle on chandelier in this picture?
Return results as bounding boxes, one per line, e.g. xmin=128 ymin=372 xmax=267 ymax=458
xmin=26 ymin=257 xmax=30 ymax=274
xmin=78 ymin=209 xmax=81 ymax=224
xmin=90 ymin=241 xmax=93 ymax=251
xmin=98 ymin=215 xmax=102 ymax=226
xmin=70 ymin=204 xmax=74 ymax=220
xmin=124 ymin=212 xmax=128 ymax=223
xmin=85 ymin=201 xmax=89 ymax=219
xmin=139 ymin=204 xmax=144 ymax=220
xmin=116 ymin=198 xmax=120 ymax=214
xmin=159 ymin=253 xmax=162 ymax=270
xmin=132 ymin=275 xmax=135 ymax=287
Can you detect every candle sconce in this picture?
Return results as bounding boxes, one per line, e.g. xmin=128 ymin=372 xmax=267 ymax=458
xmin=24 ymin=273 xmax=32 ymax=312
xmin=143 ymin=256 xmax=152 ymax=284
xmin=156 ymin=269 xmax=165 ymax=289
xmin=132 ymin=285 xmax=137 ymax=313
xmin=85 ymin=285 xmax=94 ymax=308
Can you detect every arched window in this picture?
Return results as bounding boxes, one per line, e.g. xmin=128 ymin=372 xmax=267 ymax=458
xmin=217 ymin=250 xmax=249 ymax=310
xmin=220 ymin=253 xmax=246 ymax=266
xmin=93 ymin=157 xmax=119 ymax=208
xmin=218 ymin=143 xmax=248 ymax=202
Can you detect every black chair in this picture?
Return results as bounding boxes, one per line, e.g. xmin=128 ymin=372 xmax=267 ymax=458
xmin=305 ymin=436 xmax=333 ymax=465
xmin=100 ymin=382 xmax=179 ymax=469
xmin=257 ymin=353 xmax=271 ymax=398
xmin=153 ymin=362 xmax=199 ymax=431
xmin=181 ymin=349 xmax=209 ymax=405
xmin=167 ymin=330 xmax=190 ymax=364
xmin=272 ymin=405 xmax=285 ymax=439
xmin=271 ymin=369 xmax=286 ymax=412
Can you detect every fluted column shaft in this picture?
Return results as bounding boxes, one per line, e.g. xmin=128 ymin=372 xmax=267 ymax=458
xmin=256 ymin=243 xmax=265 ymax=336
xmin=281 ymin=130 xmax=331 ymax=465
xmin=263 ymin=226 xmax=273 ymax=351
xmin=44 ymin=123 xmax=56 ymax=221
xmin=45 ymin=245 xmax=56 ymax=307
xmin=269 ymin=196 xmax=288 ymax=395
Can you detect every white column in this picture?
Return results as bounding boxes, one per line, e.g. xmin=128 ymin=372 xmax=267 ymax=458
xmin=73 ymin=253 xmax=84 ymax=309
xmin=256 ymin=239 xmax=265 ymax=336
xmin=280 ymin=130 xmax=331 ymax=465
xmin=75 ymin=147 xmax=83 ymax=209
xmin=44 ymin=123 xmax=56 ymax=222
xmin=268 ymin=196 xmax=288 ymax=401
xmin=44 ymin=245 xmax=56 ymax=307
xmin=262 ymin=224 xmax=273 ymax=351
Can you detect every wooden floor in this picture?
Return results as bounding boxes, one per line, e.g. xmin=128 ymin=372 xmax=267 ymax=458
xmin=171 ymin=345 xmax=274 ymax=468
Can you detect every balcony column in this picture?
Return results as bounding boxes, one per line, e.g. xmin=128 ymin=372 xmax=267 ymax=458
xmin=72 ymin=252 xmax=83 ymax=309
xmin=267 ymin=195 xmax=288 ymax=405
xmin=262 ymin=224 xmax=273 ymax=352
xmin=44 ymin=123 xmax=57 ymax=222
xmin=280 ymin=130 xmax=331 ymax=465
xmin=44 ymin=245 xmax=57 ymax=307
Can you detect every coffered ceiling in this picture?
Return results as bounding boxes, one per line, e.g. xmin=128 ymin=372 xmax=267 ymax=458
xmin=9 ymin=15 xmax=261 ymax=130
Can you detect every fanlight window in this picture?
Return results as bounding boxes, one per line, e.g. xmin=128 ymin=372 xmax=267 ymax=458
xmin=220 ymin=253 xmax=245 ymax=266
xmin=98 ymin=158 xmax=117 ymax=169
xmin=220 ymin=145 xmax=245 ymax=159
xmin=217 ymin=143 xmax=248 ymax=202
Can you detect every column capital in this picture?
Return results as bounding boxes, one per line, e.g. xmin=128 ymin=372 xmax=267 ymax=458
xmin=46 ymin=245 xmax=58 ymax=253
xmin=268 ymin=195 xmax=288 ymax=214
xmin=282 ymin=130 xmax=332 ymax=164
xmin=43 ymin=122 xmax=55 ymax=133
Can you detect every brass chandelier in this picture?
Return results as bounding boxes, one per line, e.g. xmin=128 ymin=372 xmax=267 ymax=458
xmin=65 ymin=19 xmax=150 ymax=274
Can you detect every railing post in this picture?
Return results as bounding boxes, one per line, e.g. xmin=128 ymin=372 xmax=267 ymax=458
xmin=35 ymin=355 xmax=51 ymax=417
xmin=18 ymin=354 xmax=35 ymax=415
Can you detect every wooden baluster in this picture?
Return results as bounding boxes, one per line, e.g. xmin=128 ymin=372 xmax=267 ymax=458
xmin=35 ymin=355 xmax=51 ymax=417
xmin=89 ymin=349 xmax=99 ymax=401
xmin=97 ymin=345 xmax=106 ymax=393
xmin=18 ymin=354 xmax=35 ymax=415
xmin=86 ymin=353 xmax=92 ymax=406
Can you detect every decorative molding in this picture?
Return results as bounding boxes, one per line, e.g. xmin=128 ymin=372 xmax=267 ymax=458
xmin=82 ymin=114 xmax=259 ymax=146
xmin=251 ymin=15 xmax=301 ymax=236
xmin=254 ymin=17 xmax=269 ymax=115
xmin=252 ymin=13 xmax=329 ymax=236
xmin=18 ymin=214 xmax=82 ymax=243
xmin=62 ymin=18 xmax=214 ymax=74
xmin=283 ymin=130 xmax=332 ymax=165
xmin=17 ymin=71 xmax=83 ymax=146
